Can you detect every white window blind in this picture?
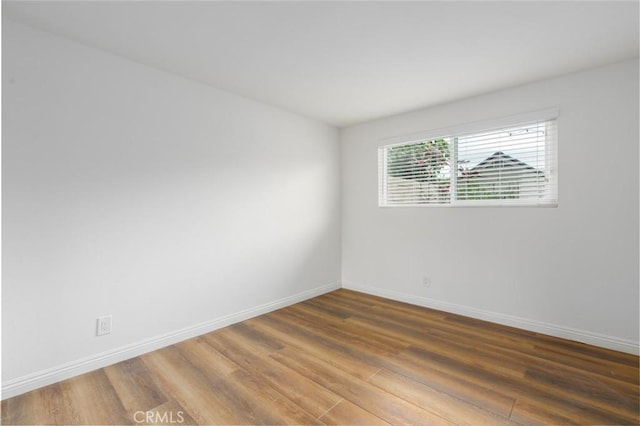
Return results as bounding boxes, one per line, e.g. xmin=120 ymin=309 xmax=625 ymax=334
xmin=379 ymin=114 xmax=557 ymax=207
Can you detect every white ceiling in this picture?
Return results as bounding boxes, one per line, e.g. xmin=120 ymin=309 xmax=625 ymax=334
xmin=3 ymin=1 xmax=639 ymax=128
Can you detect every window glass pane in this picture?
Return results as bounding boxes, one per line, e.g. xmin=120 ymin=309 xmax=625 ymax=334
xmin=456 ymin=123 xmax=548 ymax=201
xmin=384 ymin=138 xmax=451 ymax=205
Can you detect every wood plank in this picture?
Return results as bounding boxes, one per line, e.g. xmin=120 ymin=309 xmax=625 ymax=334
xmin=271 ymin=347 xmax=454 ymax=425
xmin=220 ymin=369 xmax=321 ymax=425
xmin=200 ymin=325 xmax=342 ymax=418
xmin=59 ymin=369 xmax=130 ymax=424
xmin=1 ymin=383 xmax=78 ymax=425
xmin=273 ymin=306 xmax=408 ymax=358
xmin=509 ymin=397 xmax=618 ymax=426
xmin=400 ymin=345 xmax=638 ymax=424
xmin=248 ymin=313 xmax=381 ymax=380
xmin=524 ymin=365 xmax=638 ymax=422
xmin=364 ymin=301 xmax=538 ymax=354
xmin=140 ymin=346 xmax=254 ymax=424
xmin=529 ymin=344 xmax=639 ymax=385
xmin=369 ymin=368 xmax=516 ymax=425
xmin=173 ymin=336 xmax=239 ymax=378
xmin=382 ymin=345 xmax=517 ymax=418
xmin=424 ymin=323 xmax=640 ymax=387
xmin=319 ymin=399 xmax=391 ymax=425
xmin=103 ymin=357 xmax=169 ymax=415
xmin=228 ymin=321 xmax=286 ymax=352
xmin=403 ymin=323 xmax=638 ymax=412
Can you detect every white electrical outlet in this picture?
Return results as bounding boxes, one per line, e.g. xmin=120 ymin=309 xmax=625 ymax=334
xmin=96 ymin=316 xmax=112 ymax=336
xmin=423 ymin=276 xmax=431 ymax=288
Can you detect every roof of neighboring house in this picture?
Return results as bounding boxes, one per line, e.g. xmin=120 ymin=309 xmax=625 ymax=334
xmin=470 ymin=151 xmax=543 ymax=175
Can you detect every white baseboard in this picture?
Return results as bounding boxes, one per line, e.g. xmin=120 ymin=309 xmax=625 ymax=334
xmin=1 ymin=281 xmax=341 ymax=400
xmin=342 ymin=281 xmax=639 ymax=356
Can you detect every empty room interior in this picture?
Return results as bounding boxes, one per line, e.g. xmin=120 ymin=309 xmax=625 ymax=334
xmin=2 ymin=1 xmax=639 ymax=425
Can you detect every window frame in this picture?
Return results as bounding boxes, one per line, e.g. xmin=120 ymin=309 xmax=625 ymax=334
xmin=378 ymin=108 xmax=559 ymax=208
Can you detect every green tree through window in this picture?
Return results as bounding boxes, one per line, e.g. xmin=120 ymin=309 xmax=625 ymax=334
xmin=386 ymin=139 xmax=450 ymax=203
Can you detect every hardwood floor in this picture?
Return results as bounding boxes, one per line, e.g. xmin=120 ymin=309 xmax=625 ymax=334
xmin=2 ymin=289 xmax=639 ymax=425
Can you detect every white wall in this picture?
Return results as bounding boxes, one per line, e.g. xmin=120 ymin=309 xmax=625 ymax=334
xmin=2 ymin=19 xmax=341 ymax=395
xmin=341 ymin=59 xmax=639 ymax=354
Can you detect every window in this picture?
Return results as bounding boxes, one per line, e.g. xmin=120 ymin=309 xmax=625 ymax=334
xmin=378 ymin=109 xmax=558 ymax=207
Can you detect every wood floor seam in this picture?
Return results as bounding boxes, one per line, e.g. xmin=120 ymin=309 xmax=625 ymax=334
xmin=508 ymin=399 xmax=516 ymax=421
xmin=365 ymin=367 xmax=384 ymax=382
xmin=317 ymin=397 xmax=344 ymax=420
